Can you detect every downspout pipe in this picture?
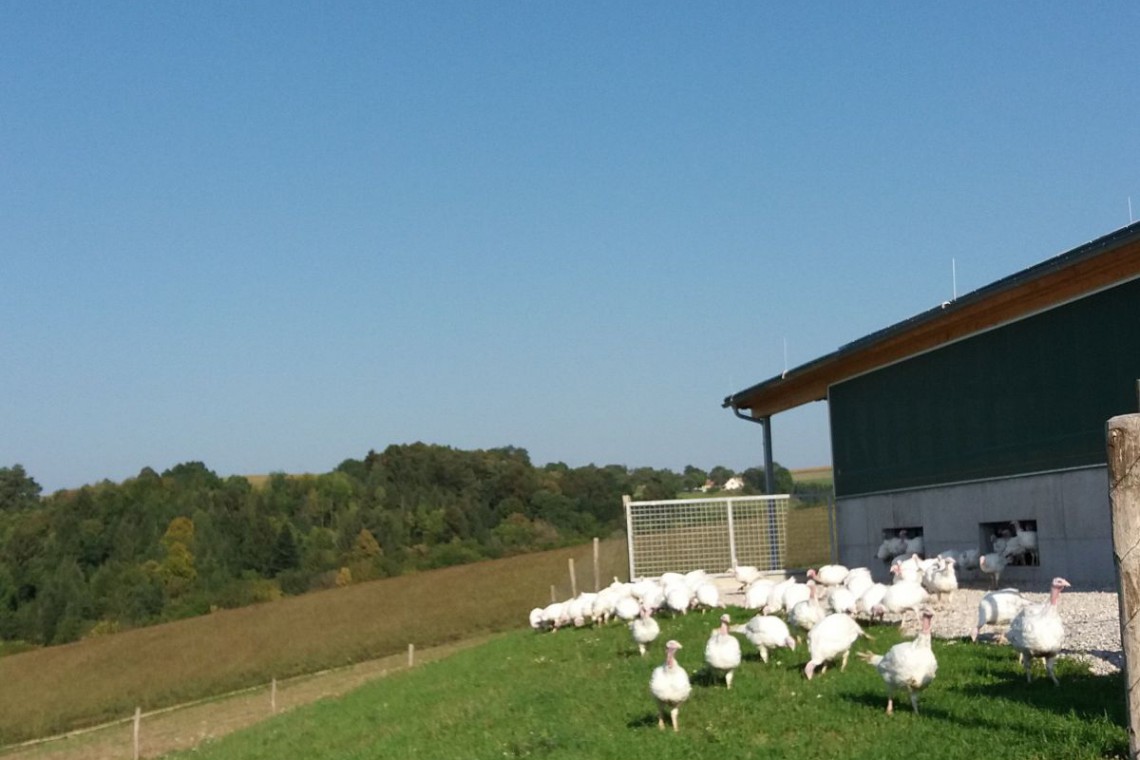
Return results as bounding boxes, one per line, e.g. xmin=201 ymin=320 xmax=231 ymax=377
xmin=731 ymin=406 xmax=781 ymax=571
xmin=731 ymin=406 xmax=775 ymax=495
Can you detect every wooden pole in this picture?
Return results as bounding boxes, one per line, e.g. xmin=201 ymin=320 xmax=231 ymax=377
xmin=132 ymin=707 xmax=141 ymax=760
xmin=1108 ymin=413 xmax=1140 ymax=760
xmin=407 ymin=643 xmax=415 ymax=667
xmin=271 ymin=677 xmax=277 ymax=714
xmin=568 ymin=557 xmax=577 ymax=598
xmin=550 ymin=584 xmax=556 ymax=603
xmin=593 ymin=537 xmax=600 ymax=592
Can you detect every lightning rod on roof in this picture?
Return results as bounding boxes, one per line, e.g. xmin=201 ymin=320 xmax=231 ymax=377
xmin=952 ymin=257 xmax=957 ymax=301
xmin=1130 ymin=196 xmax=1134 ymax=224
xmin=782 ymin=337 xmax=788 ymax=379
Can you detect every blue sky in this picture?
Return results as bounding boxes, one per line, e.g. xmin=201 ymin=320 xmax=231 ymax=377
xmin=3 ymin=3 xmax=1138 ymax=492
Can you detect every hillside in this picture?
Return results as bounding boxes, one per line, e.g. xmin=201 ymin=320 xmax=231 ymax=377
xmin=0 ymin=451 xmax=808 ymax=651
xmin=0 ymin=538 xmax=628 ymax=745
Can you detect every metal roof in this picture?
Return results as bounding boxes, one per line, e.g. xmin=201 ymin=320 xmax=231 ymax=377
xmin=723 ymin=220 xmax=1140 ymax=418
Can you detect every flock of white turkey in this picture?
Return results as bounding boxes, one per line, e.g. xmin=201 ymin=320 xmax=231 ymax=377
xmin=528 ymin=543 xmax=1070 ymax=732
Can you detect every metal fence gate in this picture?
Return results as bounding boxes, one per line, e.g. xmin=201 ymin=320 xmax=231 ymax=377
xmin=623 ymin=494 xmax=791 ymax=580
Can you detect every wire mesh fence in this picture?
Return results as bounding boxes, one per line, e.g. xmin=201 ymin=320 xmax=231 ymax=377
xmin=623 ymin=495 xmax=780 ymax=578
xmin=623 ymin=494 xmax=834 ymax=579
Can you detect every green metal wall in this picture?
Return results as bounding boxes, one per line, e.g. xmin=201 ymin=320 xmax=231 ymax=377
xmin=830 ymin=276 xmax=1140 ymax=497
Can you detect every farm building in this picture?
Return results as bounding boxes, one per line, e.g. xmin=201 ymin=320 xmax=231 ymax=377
xmin=723 ymin=221 xmax=1140 ymax=587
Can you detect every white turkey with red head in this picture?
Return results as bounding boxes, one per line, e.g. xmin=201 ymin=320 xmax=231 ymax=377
xmin=1006 ymin=577 xmax=1071 ymax=685
xmin=704 ymin=613 xmax=743 ymax=688
xmin=859 ymin=608 xmax=938 ymax=715
xmin=650 ymin=640 xmax=691 ymax=732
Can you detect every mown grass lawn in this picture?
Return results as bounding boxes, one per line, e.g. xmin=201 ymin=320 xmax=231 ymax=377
xmin=170 ymin=607 xmax=1128 ymax=760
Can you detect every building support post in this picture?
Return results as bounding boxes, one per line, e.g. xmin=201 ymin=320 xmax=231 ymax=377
xmin=1108 ymin=413 xmax=1140 ymax=760
xmin=761 ymin=414 xmax=775 ymax=495
xmin=761 ymin=415 xmax=782 ymax=570
xmin=730 ymin=407 xmax=782 ymax=570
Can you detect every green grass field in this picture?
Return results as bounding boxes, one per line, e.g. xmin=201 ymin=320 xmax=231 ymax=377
xmin=164 ymin=607 xmax=1128 ymax=760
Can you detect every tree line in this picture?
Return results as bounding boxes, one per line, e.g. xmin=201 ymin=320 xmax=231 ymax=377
xmin=0 ymin=445 xmax=807 ymax=647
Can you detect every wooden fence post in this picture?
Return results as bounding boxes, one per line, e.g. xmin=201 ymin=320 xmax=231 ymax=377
xmin=550 ymin=584 xmax=556 ymax=603
xmin=568 ymin=558 xmax=577 ymax=598
xmin=271 ymin=677 xmax=277 ymax=714
xmin=593 ymin=537 xmax=600 ymax=592
xmin=133 ymin=707 xmax=141 ymax=760
xmin=408 ymin=643 xmax=415 ymax=667
xmin=1108 ymin=413 xmax=1140 ymax=760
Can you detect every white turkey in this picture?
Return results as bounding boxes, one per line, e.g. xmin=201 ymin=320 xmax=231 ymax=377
xmin=921 ymin=556 xmax=958 ymax=607
xmin=1011 ymin=521 xmax=1038 ymax=562
xmin=844 ymin=568 xmax=874 ymax=599
xmin=827 ymin=585 xmax=857 ymax=615
xmin=694 ymin=581 xmax=723 ymax=610
xmin=779 ymin=581 xmax=811 ymax=615
xmin=859 ymin=608 xmax=938 ymax=715
xmin=704 ymin=613 xmax=743 ymax=688
xmin=683 ymin=569 xmax=710 ymax=592
xmin=978 ymin=552 xmax=1007 ymax=588
xmin=639 ymin=584 xmax=665 ymax=614
xmin=990 ymin=527 xmax=1013 ymax=556
xmin=730 ymin=614 xmax=796 ymax=663
xmin=857 ymin=583 xmax=888 ymax=621
xmin=664 ymin=583 xmax=692 ymax=616
xmin=874 ymin=579 xmax=929 ymax=628
xmin=804 ymin=612 xmax=867 ymax=680
xmin=1006 ymin=577 xmax=1071 ymax=685
xmin=877 ymin=532 xmax=907 ymax=561
xmin=732 ymin=564 xmax=764 ymax=588
xmin=807 ymin=564 xmax=849 ymax=586
xmin=630 ymin=606 xmax=660 ymax=656
xmin=650 ymin=640 xmax=692 ymax=732
xmin=890 ymin=554 xmax=923 ymax=584
xmin=763 ymin=577 xmax=795 ymax=614
xmin=568 ymin=593 xmax=598 ymax=627
xmin=591 ymin=588 xmax=620 ymax=624
xmin=528 ymin=607 xmax=545 ymax=631
xmin=972 ymin=587 xmax=1028 ymax=642
xmin=744 ymin=578 xmax=778 ymax=610
xmin=1000 ymin=534 xmax=1029 ymax=563
xmin=789 ymin=582 xmax=827 ymax=639
xmin=540 ymin=601 xmax=569 ymax=631
xmin=615 ymin=595 xmax=641 ymax=622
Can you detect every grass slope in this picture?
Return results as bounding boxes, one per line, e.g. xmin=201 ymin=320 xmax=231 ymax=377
xmin=0 ymin=540 xmax=628 ymax=746
xmin=170 ymin=609 xmax=1127 ymax=760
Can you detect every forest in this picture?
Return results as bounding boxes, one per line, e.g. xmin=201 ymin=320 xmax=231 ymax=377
xmin=0 ymin=444 xmax=810 ymax=648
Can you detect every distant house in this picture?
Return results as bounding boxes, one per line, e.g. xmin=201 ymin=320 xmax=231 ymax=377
xmin=723 ymin=476 xmax=745 ymax=491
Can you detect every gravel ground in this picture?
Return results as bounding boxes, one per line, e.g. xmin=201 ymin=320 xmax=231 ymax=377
xmin=922 ymin=584 xmax=1124 ymax=676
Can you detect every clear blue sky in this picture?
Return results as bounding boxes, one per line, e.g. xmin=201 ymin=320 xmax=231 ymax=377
xmin=3 ymin=3 xmax=1138 ymax=492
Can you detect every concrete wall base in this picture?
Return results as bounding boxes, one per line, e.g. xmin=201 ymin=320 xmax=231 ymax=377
xmin=838 ymin=466 xmax=1113 ymax=588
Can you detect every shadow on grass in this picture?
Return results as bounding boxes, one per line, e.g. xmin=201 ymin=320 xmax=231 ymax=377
xmin=615 ymin=648 xmax=647 ymax=660
xmin=692 ymin=666 xmax=733 ymax=688
xmin=625 ymin=713 xmax=664 ymax=730
xmin=951 ymin=669 xmax=1126 ymax=722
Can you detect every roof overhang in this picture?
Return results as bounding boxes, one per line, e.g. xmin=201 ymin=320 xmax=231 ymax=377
xmin=723 ymin=221 xmax=1140 ymax=418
